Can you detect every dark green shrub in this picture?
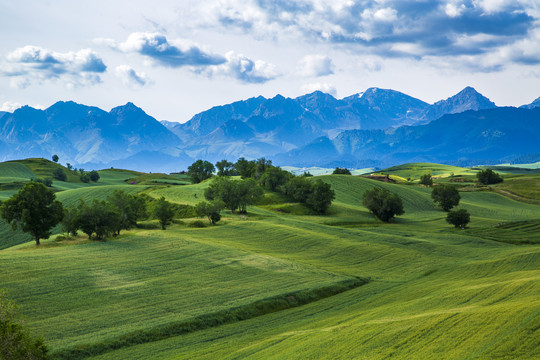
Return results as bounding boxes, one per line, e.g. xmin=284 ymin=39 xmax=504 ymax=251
xmin=446 ymin=209 xmax=471 ymax=228
xmin=419 ymin=173 xmax=433 ymax=186
xmin=188 ymin=220 xmax=207 ymax=228
xmin=332 ymin=167 xmax=351 ymax=175
xmin=431 ymin=184 xmax=460 ymax=211
xmin=477 ymin=169 xmax=503 ymax=185
xmin=53 ymin=168 xmax=67 ymax=181
xmin=362 ymin=187 xmax=404 ymax=222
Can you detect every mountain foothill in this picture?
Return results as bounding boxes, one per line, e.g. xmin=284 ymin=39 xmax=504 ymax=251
xmin=1 ymin=87 xmax=539 ymax=172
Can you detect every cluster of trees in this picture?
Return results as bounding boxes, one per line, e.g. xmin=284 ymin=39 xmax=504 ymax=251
xmin=477 ymin=169 xmax=503 ymax=185
xmin=361 ymin=182 xmax=471 ymax=228
xmin=189 ymin=157 xmax=336 ymax=215
xmin=0 ymin=183 xmax=182 ymax=245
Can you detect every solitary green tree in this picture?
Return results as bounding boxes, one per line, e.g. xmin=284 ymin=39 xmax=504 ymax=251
xmin=0 ymin=291 xmax=49 ymax=359
xmin=362 ymin=187 xmax=404 ymax=222
xmin=446 ymin=208 xmax=471 ymax=228
xmin=89 ymin=170 xmax=100 ymax=182
xmin=0 ymin=182 xmax=63 ymax=245
xmin=431 ymin=184 xmax=460 ymax=211
xmin=153 ymin=197 xmax=175 ymax=230
xmin=188 ymin=160 xmax=215 ymax=183
xmin=52 ymin=154 xmax=59 ymax=163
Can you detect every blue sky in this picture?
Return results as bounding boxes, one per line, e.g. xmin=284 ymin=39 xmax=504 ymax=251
xmin=1 ymin=0 xmax=540 ymax=122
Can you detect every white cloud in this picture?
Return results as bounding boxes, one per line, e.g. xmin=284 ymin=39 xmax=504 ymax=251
xmin=3 ymin=46 xmax=106 ymax=88
xmin=445 ymin=2 xmax=466 ymax=17
xmin=301 ymin=82 xmax=337 ymax=96
xmin=201 ymin=51 xmax=279 ymax=83
xmin=359 ymin=57 xmax=383 ymax=72
xmin=0 ymin=101 xmax=22 ymax=112
xmin=115 ymin=65 xmax=152 ymax=88
xmin=297 ymin=54 xmax=335 ymax=77
xmin=114 ymin=32 xmax=225 ymax=67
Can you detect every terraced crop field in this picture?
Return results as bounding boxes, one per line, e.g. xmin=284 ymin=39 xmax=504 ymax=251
xmin=1 ymin=160 xmax=539 ymax=359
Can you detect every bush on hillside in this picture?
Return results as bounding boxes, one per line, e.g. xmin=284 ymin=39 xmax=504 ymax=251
xmin=446 ymin=209 xmax=471 ymax=228
xmin=477 ymin=169 xmax=503 ymax=185
xmin=362 ymin=187 xmax=404 ymax=222
xmin=53 ymin=168 xmax=67 ymax=181
xmin=431 ymin=184 xmax=460 ymax=211
xmin=419 ymin=173 xmax=433 ymax=186
xmin=332 ymin=167 xmax=351 ymax=175
xmin=0 ymin=291 xmax=49 ymax=359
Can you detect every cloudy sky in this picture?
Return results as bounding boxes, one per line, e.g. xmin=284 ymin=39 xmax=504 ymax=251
xmin=1 ymin=0 xmax=540 ymax=122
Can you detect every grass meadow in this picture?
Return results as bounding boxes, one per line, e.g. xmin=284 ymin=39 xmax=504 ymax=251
xmin=0 ymin=159 xmax=539 ymax=359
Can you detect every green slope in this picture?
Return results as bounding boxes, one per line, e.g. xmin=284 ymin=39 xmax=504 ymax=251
xmin=0 ymin=164 xmax=539 ymax=359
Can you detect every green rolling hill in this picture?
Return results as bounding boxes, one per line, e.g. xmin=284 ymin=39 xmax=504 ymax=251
xmin=0 ymin=159 xmax=538 ymax=359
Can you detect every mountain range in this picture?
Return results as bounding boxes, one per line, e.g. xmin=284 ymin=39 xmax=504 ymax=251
xmin=0 ymin=87 xmax=539 ymax=172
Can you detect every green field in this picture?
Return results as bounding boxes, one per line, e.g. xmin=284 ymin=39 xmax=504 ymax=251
xmin=1 ymin=159 xmax=539 ymax=359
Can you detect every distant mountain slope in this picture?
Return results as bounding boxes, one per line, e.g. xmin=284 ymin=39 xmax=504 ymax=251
xmin=0 ymin=101 xmax=181 ymax=165
xmin=520 ymin=96 xmax=540 ymax=109
xmin=416 ymin=87 xmax=497 ymax=124
xmin=276 ymin=107 xmax=540 ymax=168
xmin=1 ymin=86 xmax=530 ymax=172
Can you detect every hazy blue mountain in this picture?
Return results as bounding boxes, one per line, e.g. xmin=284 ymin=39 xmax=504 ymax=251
xmin=0 ymin=101 xmax=181 ymax=166
xmin=416 ymin=86 xmax=497 ymax=124
xmin=1 ymin=87 xmax=533 ymax=172
xmin=520 ymin=96 xmax=540 ymax=109
xmin=276 ymin=107 xmax=540 ymax=168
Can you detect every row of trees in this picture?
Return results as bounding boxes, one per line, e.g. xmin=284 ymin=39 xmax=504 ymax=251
xmin=0 ymin=183 xmax=180 ymax=245
xmin=419 ymin=169 xmax=503 ymax=186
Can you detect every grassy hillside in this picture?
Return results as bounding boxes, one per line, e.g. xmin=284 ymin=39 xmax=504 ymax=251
xmin=0 ymin=160 xmax=538 ymax=359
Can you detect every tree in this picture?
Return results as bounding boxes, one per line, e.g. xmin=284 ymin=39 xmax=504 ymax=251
xmin=75 ymin=200 xmax=119 ymax=240
xmin=254 ymin=158 xmax=272 ymax=179
xmin=80 ymin=172 xmax=90 ymax=183
xmin=0 ymin=182 xmax=63 ymax=245
xmin=52 ymin=154 xmax=59 ymax=163
xmin=362 ymin=187 xmax=404 ymax=222
xmin=446 ymin=209 xmax=471 ymax=228
xmin=305 ymin=179 xmax=335 ymax=214
xmin=0 ymin=291 xmax=49 ymax=359
xmin=215 ymin=160 xmax=235 ymax=176
xmin=332 ymin=167 xmax=351 ymax=175
xmin=53 ymin=168 xmax=67 ymax=181
xmin=205 ymin=177 xmax=263 ymax=213
xmin=477 ymin=169 xmax=503 ymax=185
xmin=419 ymin=173 xmax=433 ymax=186
xmin=188 ymin=160 xmax=215 ymax=184
xmin=107 ymin=190 xmax=147 ymax=235
xmin=431 ymin=184 xmax=460 ymax=211
xmin=89 ymin=170 xmax=100 ymax=182
xmin=234 ymin=157 xmax=255 ymax=179
xmin=281 ymin=176 xmax=313 ymax=203
xmin=195 ymin=201 xmax=223 ymax=224
xmin=66 ymin=163 xmax=73 ymax=170
xmin=31 ymin=177 xmax=53 ymax=187
xmin=259 ymin=167 xmax=292 ymax=192
xmin=153 ymin=197 xmax=174 ymax=230
xmin=61 ymin=205 xmax=78 ymax=237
